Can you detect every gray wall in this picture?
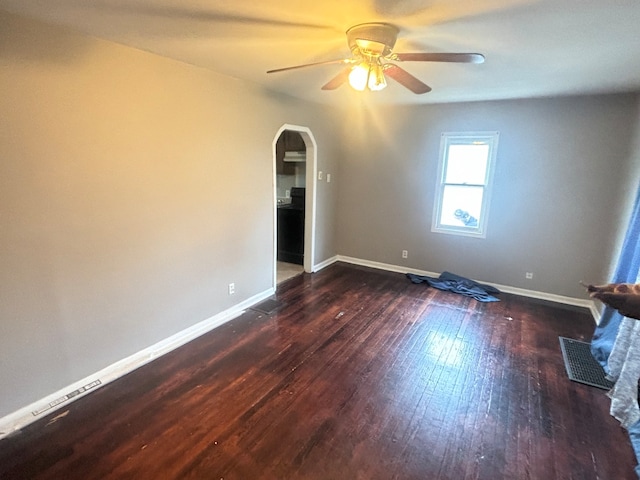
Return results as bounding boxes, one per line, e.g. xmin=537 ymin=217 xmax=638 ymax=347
xmin=0 ymin=10 xmax=339 ymax=418
xmin=335 ymin=94 xmax=640 ymax=298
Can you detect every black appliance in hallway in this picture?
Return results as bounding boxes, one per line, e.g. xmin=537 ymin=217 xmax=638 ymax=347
xmin=277 ymin=187 xmax=305 ymax=265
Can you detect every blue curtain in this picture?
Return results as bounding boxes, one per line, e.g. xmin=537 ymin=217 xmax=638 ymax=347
xmin=591 ymin=184 xmax=640 ymax=372
xmin=589 ymin=183 xmax=640 ymax=476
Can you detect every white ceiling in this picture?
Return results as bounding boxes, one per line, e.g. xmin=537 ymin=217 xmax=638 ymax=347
xmin=2 ymin=0 xmax=640 ymax=105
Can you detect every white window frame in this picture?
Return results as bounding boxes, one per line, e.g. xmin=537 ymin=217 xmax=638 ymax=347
xmin=431 ymin=131 xmax=499 ymax=238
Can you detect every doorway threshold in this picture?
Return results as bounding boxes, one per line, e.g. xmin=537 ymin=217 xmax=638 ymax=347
xmin=277 ymin=261 xmax=304 ymax=284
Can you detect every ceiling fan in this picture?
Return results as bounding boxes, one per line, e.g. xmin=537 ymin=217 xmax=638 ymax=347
xmin=267 ymin=22 xmax=484 ymax=94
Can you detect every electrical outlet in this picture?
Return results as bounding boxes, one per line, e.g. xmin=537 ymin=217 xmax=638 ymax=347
xmin=525 ymin=272 xmax=533 ymax=279
xmin=326 ymin=173 xmax=331 ymax=183
xmin=228 ymin=283 xmax=235 ymax=295
xmin=402 ymin=250 xmax=408 ymax=259
xmin=318 ymin=171 xmax=323 ymax=181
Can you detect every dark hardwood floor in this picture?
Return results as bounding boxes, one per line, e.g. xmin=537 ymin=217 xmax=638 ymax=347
xmin=0 ymin=262 xmax=636 ymax=479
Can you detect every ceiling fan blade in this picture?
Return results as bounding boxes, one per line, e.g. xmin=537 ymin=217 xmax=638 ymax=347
xmin=321 ymin=68 xmax=352 ymax=90
xmin=395 ymin=53 xmax=485 ymax=64
xmin=267 ymin=59 xmax=353 ymax=74
xmin=383 ymin=64 xmax=432 ymax=94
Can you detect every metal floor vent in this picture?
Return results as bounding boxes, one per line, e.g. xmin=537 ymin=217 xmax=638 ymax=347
xmin=250 ymin=299 xmax=283 ymax=315
xmin=559 ymin=337 xmax=614 ymax=390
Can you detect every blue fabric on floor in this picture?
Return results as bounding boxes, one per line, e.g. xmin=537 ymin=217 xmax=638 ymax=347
xmin=406 ymin=271 xmax=500 ymax=302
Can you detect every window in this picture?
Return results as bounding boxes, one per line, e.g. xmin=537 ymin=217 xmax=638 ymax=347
xmin=432 ymin=132 xmax=499 ymax=238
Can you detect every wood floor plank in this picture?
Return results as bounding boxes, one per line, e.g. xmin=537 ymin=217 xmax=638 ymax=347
xmin=0 ymin=263 xmax=637 ymax=479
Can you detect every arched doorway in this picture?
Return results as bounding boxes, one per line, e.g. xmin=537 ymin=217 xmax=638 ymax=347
xmin=273 ymin=124 xmax=317 ymax=286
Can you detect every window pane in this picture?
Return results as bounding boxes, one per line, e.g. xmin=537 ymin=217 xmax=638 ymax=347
xmin=439 ymin=185 xmax=484 ymax=227
xmin=444 ymin=144 xmax=489 ymax=185
xmin=432 ymin=131 xmax=498 ymax=238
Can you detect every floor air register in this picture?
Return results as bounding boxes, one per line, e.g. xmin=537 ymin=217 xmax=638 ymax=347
xmin=559 ymin=336 xmax=614 ymax=390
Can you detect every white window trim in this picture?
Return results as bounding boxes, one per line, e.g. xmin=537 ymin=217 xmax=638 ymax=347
xmin=431 ymin=131 xmax=499 ymax=239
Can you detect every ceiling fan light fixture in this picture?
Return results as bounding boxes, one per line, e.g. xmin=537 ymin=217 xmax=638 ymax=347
xmin=368 ymin=63 xmax=387 ymax=91
xmin=348 ymin=61 xmax=387 ymax=92
xmin=348 ymin=63 xmax=370 ymax=91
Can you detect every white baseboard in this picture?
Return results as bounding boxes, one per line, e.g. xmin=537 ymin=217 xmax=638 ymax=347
xmin=337 ymin=255 xmax=440 ymax=277
xmin=336 ymin=255 xmax=599 ymax=321
xmin=313 ymin=255 xmax=339 ymax=272
xmin=0 ymin=287 xmax=275 ymax=440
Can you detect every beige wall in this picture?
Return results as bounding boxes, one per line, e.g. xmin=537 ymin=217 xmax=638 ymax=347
xmin=335 ymin=94 xmax=640 ymax=298
xmin=0 ymin=10 xmax=339 ymax=418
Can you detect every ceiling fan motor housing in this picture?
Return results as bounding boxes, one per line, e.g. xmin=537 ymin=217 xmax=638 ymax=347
xmin=346 ymin=23 xmax=399 ymax=57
